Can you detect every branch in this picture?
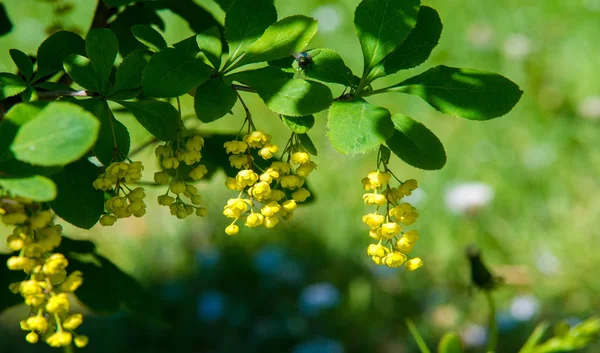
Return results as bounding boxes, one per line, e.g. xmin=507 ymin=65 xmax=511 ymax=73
xmin=90 ymin=0 xmax=114 ymax=30
xmin=37 ymin=90 xmax=98 ymax=99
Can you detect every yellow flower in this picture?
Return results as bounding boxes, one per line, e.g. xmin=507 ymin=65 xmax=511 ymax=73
xmin=46 ymin=331 xmax=72 ymax=347
xmin=296 ymin=161 xmax=317 ymax=177
xmin=399 ymin=179 xmax=418 ymax=196
xmin=63 ymin=313 xmax=83 ymax=330
xmin=282 ymin=200 xmax=297 ymax=212
xmin=250 ymin=181 xmax=271 ymax=201
xmin=405 ymin=257 xmax=424 ymax=271
xmin=170 ymin=181 xmax=186 ymax=194
xmin=19 ymin=280 xmax=43 ymax=296
xmin=362 ymin=213 xmax=385 ymax=229
xmin=7 ymin=234 xmax=25 ymax=251
xmin=236 ymin=169 xmax=259 ymax=187
xmin=367 ymin=244 xmax=389 ymax=257
xmin=290 ymin=152 xmax=311 ymax=165
xmin=369 ymin=229 xmax=381 ymax=240
xmin=258 ymin=143 xmax=279 ymax=159
xmin=59 ymin=271 xmax=83 ymax=292
xmin=29 ymin=210 xmax=52 ymax=229
xmin=260 ymin=202 xmax=281 ymax=217
xmin=26 ymin=332 xmax=38 ymax=344
xmin=225 ymin=224 xmax=239 ymax=236
xmin=382 ymin=187 xmax=403 ymax=203
xmin=225 ymin=177 xmax=244 ymax=191
xmin=245 ymin=212 xmax=264 ymax=227
xmin=25 ymin=316 xmax=48 ymax=333
xmin=279 ymin=175 xmax=304 ymax=189
xmin=45 ymin=293 xmax=69 ymax=314
xmin=196 ymin=208 xmax=207 ymax=217
xmin=74 ymin=335 xmax=89 ymax=348
xmin=367 ymin=171 xmax=391 ymax=188
xmin=268 ymin=189 xmax=286 ymax=202
xmin=186 ymin=135 xmax=204 ymax=151
xmin=7 ymin=256 xmax=35 ymax=271
xmin=155 ymin=145 xmax=171 ymax=158
xmin=43 ymin=253 xmax=68 ymax=275
xmin=244 ymin=131 xmax=271 ymax=148
xmin=229 ymin=154 xmax=252 ymax=169
xmin=395 ymin=237 xmax=415 ymax=253
xmin=292 ymin=188 xmax=311 ymax=202
xmin=383 ymin=252 xmax=407 ymax=268
xmin=403 ymin=230 xmax=419 ymax=243
xmin=378 ymin=222 xmax=401 ymax=239
xmin=2 ymin=212 xmax=28 ymax=224
xmin=259 ymin=168 xmax=280 ymax=183
xmin=269 ymin=161 xmax=291 ymax=175
xmin=224 ymin=140 xmax=248 ymax=154
xmin=154 ymin=171 xmax=171 ymax=185
xmin=189 ymin=165 xmax=208 ymax=180
xmin=99 ymin=214 xmax=116 ymax=226
xmin=264 ymin=216 xmax=279 ymax=228
xmin=180 ymin=150 xmax=202 ymax=165
xmin=362 ymin=193 xmax=386 ymax=206
xmin=158 ymin=195 xmax=175 ymax=206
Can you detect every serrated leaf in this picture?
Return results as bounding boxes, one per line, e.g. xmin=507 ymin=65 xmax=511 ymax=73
xmin=437 ymin=332 xmax=464 ymax=353
xmin=197 ymin=27 xmax=222 ymax=69
xmin=131 ymin=24 xmax=167 ymax=52
xmin=77 ymin=99 xmax=130 ymax=165
xmin=10 ymin=102 xmax=100 ymax=166
xmin=281 ymin=115 xmax=314 ymax=134
xmin=233 ymin=15 xmax=318 ymax=69
xmin=50 ymin=159 xmax=104 ymax=229
xmin=229 ymin=66 xmax=332 ymax=116
xmin=327 ymin=99 xmax=393 ymax=154
xmin=297 ymin=133 xmax=317 ymax=156
xmin=369 ymin=6 xmax=442 ymax=81
xmin=354 ymin=0 xmax=420 ymax=75
xmin=293 ymin=49 xmax=354 ymax=86
xmin=388 ymin=65 xmax=523 ymax=120
xmin=116 ymin=100 xmax=179 ymax=141
xmin=224 ymin=0 xmax=277 ymax=66
xmin=10 ymin=49 xmax=33 ymax=81
xmin=194 ymin=77 xmax=237 ymax=123
xmin=63 ymin=54 xmax=101 ymax=92
xmin=142 ymin=48 xmax=212 ymax=97
xmin=386 ymin=114 xmax=445 ymax=170
xmin=86 ymin=29 xmax=118 ymax=94
xmin=0 ymin=175 xmax=57 ymax=201
xmin=109 ymin=49 xmax=149 ymax=95
xmin=34 ymin=31 xmax=85 ymax=81
xmin=0 ymin=73 xmax=27 ymax=99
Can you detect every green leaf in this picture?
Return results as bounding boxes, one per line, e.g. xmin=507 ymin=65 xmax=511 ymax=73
xmin=9 ymin=49 xmax=33 ymax=81
xmin=86 ymin=28 xmax=118 ymax=94
xmin=116 ymin=100 xmax=179 ymax=141
xmin=281 ymin=115 xmax=314 ymax=134
xmin=385 ymin=114 xmax=446 ymax=170
xmin=224 ymin=0 xmax=277 ymax=66
xmin=194 ymin=77 xmax=237 ymax=123
xmin=406 ymin=318 xmax=432 ymax=353
xmin=34 ymin=31 xmax=85 ymax=81
xmin=131 ymin=24 xmax=167 ymax=52
xmin=77 ymin=99 xmax=130 ymax=165
xmin=518 ymin=322 xmax=549 ymax=353
xmin=109 ymin=49 xmax=149 ymax=95
xmin=0 ymin=102 xmax=47 ymax=156
xmin=292 ymin=49 xmax=354 ymax=86
xmin=173 ymin=35 xmax=200 ymax=58
xmin=229 ymin=66 xmax=332 ymax=116
xmin=50 ymin=159 xmax=104 ymax=229
xmin=354 ymin=0 xmax=420 ymax=74
xmin=369 ymin=6 xmax=442 ymax=81
xmin=197 ymin=27 xmax=222 ymax=69
xmin=233 ymin=15 xmax=318 ymax=69
xmin=63 ymin=54 xmax=101 ymax=92
xmin=0 ymin=73 xmax=27 ymax=99
xmin=142 ymin=48 xmax=212 ymax=97
xmin=437 ymin=332 xmax=465 ymax=353
xmin=11 ymin=102 xmax=100 ymax=166
xmin=0 ymin=175 xmax=57 ymax=201
xmin=327 ymin=99 xmax=393 ymax=154
xmin=0 ymin=3 xmax=12 ymax=36
xmin=297 ymin=133 xmax=317 ymax=156
xmin=108 ymin=5 xmax=165 ymax=57
xmin=388 ymin=65 xmax=523 ymax=120
xmin=104 ymin=0 xmax=136 ymax=6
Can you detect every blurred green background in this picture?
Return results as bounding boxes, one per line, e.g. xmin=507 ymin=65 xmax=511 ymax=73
xmin=1 ymin=0 xmax=599 ymax=352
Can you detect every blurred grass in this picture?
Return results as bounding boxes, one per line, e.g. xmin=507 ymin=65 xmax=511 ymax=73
xmin=1 ymin=0 xmax=599 ymax=352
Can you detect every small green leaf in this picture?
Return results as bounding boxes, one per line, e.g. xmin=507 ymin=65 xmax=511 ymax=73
xmin=297 ymin=133 xmax=317 ymax=156
xmin=388 ymin=65 xmax=523 ymax=120
xmin=0 ymin=175 xmax=57 ymax=201
xmin=34 ymin=31 xmax=85 ymax=81
xmin=194 ymin=77 xmax=237 ymax=123
xmin=196 ymin=27 xmax=222 ymax=69
xmin=327 ymin=99 xmax=393 ymax=154
xmin=11 ymin=102 xmax=100 ymax=166
xmin=86 ymin=28 xmax=118 ymax=94
xmin=385 ymin=114 xmax=446 ymax=170
xmin=369 ymin=6 xmax=442 ymax=81
xmin=229 ymin=66 xmax=332 ymax=116
xmin=63 ymin=54 xmax=101 ymax=92
xmin=9 ymin=49 xmax=33 ymax=81
xmin=233 ymin=15 xmax=318 ymax=69
xmin=437 ymin=332 xmax=465 ymax=353
xmin=142 ymin=48 xmax=212 ymax=97
xmin=50 ymin=159 xmax=104 ymax=229
xmin=354 ymin=0 xmax=420 ymax=74
xmin=109 ymin=49 xmax=149 ymax=95
xmin=0 ymin=73 xmax=27 ymax=99
xmin=116 ymin=100 xmax=179 ymax=141
xmin=0 ymin=102 xmax=47 ymax=156
xmin=281 ymin=115 xmax=314 ymax=134
xmin=77 ymin=99 xmax=130 ymax=165
xmin=293 ymin=49 xmax=354 ymax=86
xmin=518 ymin=323 xmax=549 ymax=353
xmin=224 ymin=0 xmax=277 ymax=66
xmin=131 ymin=24 xmax=167 ymax=52
xmin=173 ymin=35 xmax=200 ymax=58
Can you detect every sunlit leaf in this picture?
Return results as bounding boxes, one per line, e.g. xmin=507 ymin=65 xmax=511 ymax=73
xmin=0 ymin=73 xmax=27 ymax=99
xmin=0 ymin=175 xmax=57 ymax=202
xmin=9 ymin=49 xmax=33 ymax=82
xmin=63 ymin=54 xmax=101 ymax=92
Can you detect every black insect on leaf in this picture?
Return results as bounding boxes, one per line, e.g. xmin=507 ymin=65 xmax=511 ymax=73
xmin=466 ymin=245 xmax=503 ymax=291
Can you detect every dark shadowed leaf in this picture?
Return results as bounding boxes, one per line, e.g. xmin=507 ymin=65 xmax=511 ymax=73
xmin=298 ymin=133 xmax=317 ymax=156
xmin=0 ymin=254 xmax=24 ymax=314
xmin=109 ymin=49 xmax=149 ymax=95
xmin=194 ymin=78 xmax=237 ymax=123
xmin=109 ymin=5 xmax=165 ymax=57
xmin=63 ymin=54 xmax=101 ymax=92
xmin=34 ymin=31 xmax=85 ymax=81
xmin=86 ymin=28 xmax=118 ymax=94
xmin=9 ymin=49 xmax=33 ymax=82
xmin=131 ymin=24 xmax=167 ymax=52
xmin=116 ymin=100 xmax=179 ymax=141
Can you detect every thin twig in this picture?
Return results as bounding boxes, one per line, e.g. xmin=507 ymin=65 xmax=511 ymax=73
xmin=231 ymin=84 xmax=256 ymax=93
xmin=37 ymin=90 xmax=97 ymax=98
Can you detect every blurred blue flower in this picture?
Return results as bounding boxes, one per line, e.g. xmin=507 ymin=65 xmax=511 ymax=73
xmin=462 ymin=323 xmax=487 ymax=347
xmin=510 ymin=294 xmax=539 ymax=321
xmin=299 ymin=282 xmax=340 ymax=316
xmin=195 ymin=248 xmax=220 ymax=269
xmin=254 ymin=246 xmax=285 ymax=276
xmin=293 ymin=338 xmax=344 ymax=353
xmin=196 ymin=290 xmax=225 ymax=322
xmin=497 ymin=312 xmax=518 ymax=332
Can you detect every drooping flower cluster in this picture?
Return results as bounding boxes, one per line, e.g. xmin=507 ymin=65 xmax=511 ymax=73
xmin=1 ymin=196 xmax=87 ymax=348
xmin=362 ymin=171 xmax=424 ymax=271
xmin=153 ymin=135 xmax=208 ymax=218
xmin=222 ymin=131 xmax=316 ymax=235
xmin=92 ymin=161 xmax=146 ymax=226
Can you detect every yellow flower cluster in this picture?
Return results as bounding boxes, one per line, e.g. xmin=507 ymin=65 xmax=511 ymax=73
xmin=92 ymin=161 xmax=146 ymax=226
xmin=222 ymin=131 xmax=316 ymax=235
xmin=1 ymin=198 xmax=87 ymax=348
xmin=362 ymin=171 xmax=423 ymax=271
xmin=154 ymin=135 xmax=208 ymax=218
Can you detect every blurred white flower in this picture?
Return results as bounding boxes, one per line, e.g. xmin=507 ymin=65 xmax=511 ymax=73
xmin=444 ymin=182 xmax=494 ymax=214
xmin=466 ymin=22 xmax=494 ymax=48
xmin=535 ymin=248 xmax=560 ymax=276
xmin=510 ymin=294 xmax=540 ymax=321
xmin=577 ymin=96 xmax=600 ymax=120
xmin=312 ymin=5 xmax=342 ymax=33
xmin=521 ymin=144 xmax=557 ymax=169
xmin=503 ymin=34 xmax=532 ymax=60
xmin=462 ymin=323 xmax=487 ymax=347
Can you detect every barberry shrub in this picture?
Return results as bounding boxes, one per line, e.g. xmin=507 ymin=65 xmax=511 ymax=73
xmin=0 ymin=0 xmax=523 ymax=349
